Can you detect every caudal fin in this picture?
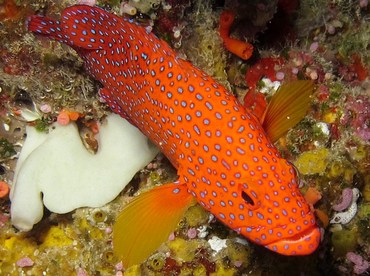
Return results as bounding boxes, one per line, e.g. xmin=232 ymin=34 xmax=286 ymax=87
xmin=27 ymin=5 xmax=124 ymax=50
xmin=113 ymin=182 xmax=195 ymax=268
xmin=27 ymin=15 xmax=68 ymax=43
xmin=59 ymin=5 xmax=128 ymax=50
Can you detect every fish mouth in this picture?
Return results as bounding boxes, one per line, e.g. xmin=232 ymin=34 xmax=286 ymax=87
xmin=264 ymin=226 xmax=321 ymax=255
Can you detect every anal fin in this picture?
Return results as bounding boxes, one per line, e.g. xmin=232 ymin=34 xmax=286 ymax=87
xmin=113 ymin=182 xmax=195 ymax=268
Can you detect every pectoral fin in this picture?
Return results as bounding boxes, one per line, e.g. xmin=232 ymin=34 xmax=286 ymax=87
xmin=262 ymin=80 xmax=314 ymax=143
xmin=113 ymin=182 xmax=195 ymax=268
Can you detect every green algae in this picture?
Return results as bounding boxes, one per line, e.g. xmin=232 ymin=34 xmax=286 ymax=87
xmin=0 ymin=138 xmax=16 ymax=160
xmin=338 ymin=24 xmax=370 ymax=64
xmin=211 ymin=260 xmax=237 ymax=276
xmin=224 ymin=239 xmax=251 ymax=268
xmin=182 ymin=0 xmax=229 ymax=88
xmin=362 ymin=180 xmax=370 ymax=202
xmin=294 ymin=148 xmax=330 ymax=175
xmin=147 ymin=252 xmax=166 ymax=271
xmin=149 ymin=171 xmax=161 ymax=183
xmin=357 ymin=203 xmax=370 ymax=220
xmin=34 ymin=117 xmax=50 ymax=132
xmin=348 ymin=144 xmax=368 ymax=162
xmin=357 ymin=203 xmax=370 ymax=245
xmin=184 ymin=204 xmax=210 ymax=227
xmin=331 ymin=229 xmax=359 ymax=258
xmin=167 ymin=237 xmax=201 ymax=263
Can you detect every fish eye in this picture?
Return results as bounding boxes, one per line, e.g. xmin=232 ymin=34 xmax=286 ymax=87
xmin=238 ymin=183 xmax=262 ymax=210
xmin=241 ymin=191 xmax=254 ymax=206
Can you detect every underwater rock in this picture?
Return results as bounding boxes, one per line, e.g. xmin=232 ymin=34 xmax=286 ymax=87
xmin=208 ymin=236 xmax=227 ymax=255
xmin=331 ymin=229 xmax=359 ymax=258
xmin=10 ymin=114 xmax=158 ymax=231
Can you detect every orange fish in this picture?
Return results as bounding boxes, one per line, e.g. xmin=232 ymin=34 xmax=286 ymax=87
xmin=27 ymin=5 xmax=320 ymax=267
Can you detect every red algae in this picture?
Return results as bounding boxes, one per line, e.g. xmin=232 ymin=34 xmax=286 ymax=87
xmin=0 ymin=0 xmax=22 ymax=21
xmin=245 ymin=57 xmax=285 ymax=90
xmin=348 ymin=54 xmax=369 ymax=81
xmin=346 ymin=252 xmax=370 ymax=275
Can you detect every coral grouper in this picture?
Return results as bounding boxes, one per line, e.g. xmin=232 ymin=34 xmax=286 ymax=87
xmin=28 ymin=5 xmax=320 ymax=267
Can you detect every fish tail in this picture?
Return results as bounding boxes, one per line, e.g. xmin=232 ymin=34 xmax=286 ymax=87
xmin=58 ymin=5 xmax=122 ymax=50
xmin=28 ymin=5 xmax=121 ymax=50
xmin=27 ymin=15 xmax=67 ymax=43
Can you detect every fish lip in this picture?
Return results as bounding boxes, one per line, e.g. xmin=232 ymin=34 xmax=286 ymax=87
xmin=264 ymin=226 xmax=321 ymax=255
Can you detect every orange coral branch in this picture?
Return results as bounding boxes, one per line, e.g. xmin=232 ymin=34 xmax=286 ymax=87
xmin=315 ymin=209 xmax=329 ymax=228
xmin=222 ymin=38 xmax=254 ymax=60
xmin=219 ymin=10 xmax=254 ymax=60
xmin=219 ymin=10 xmax=235 ymax=37
xmin=0 ymin=181 xmax=10 ymax=198
xmin=304 ymin=187 xmax=322 ymax=205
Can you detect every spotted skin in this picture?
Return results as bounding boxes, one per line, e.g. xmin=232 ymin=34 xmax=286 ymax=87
xmin=28 ymin=5 xmax=320 ymax=255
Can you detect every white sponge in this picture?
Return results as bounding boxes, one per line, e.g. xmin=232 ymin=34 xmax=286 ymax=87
xmin=10 ymin=114 xmax=158 ymax=231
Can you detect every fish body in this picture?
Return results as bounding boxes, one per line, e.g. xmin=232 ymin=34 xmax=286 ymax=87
xmin=28 ymin=5 xmax=320 ymax=263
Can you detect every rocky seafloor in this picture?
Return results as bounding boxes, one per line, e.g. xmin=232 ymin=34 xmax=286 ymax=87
xmin=0 ymin=0 xmax=369 ymax=275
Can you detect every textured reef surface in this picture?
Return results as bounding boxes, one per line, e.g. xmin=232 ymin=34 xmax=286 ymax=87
xmin=0 ymin=0 xmax=369 ymax=275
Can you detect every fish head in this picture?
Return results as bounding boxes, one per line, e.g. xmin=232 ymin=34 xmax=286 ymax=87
xmin=219 ymin=157 xmax=320 ymax=255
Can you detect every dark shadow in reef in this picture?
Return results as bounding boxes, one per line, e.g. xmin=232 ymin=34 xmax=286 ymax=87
xmin=252 ymin=241 xmax=340 ymax=276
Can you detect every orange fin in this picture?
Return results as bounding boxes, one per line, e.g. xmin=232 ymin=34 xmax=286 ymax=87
xmin=262 ymin=80 xmax=314 ymax=143
xmin=113 ymin=182 xmax=195 ymax=268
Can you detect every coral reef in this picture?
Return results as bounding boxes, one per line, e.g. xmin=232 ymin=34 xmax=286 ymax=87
xmin=0 ymin=0 xmax=369 ymax=275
